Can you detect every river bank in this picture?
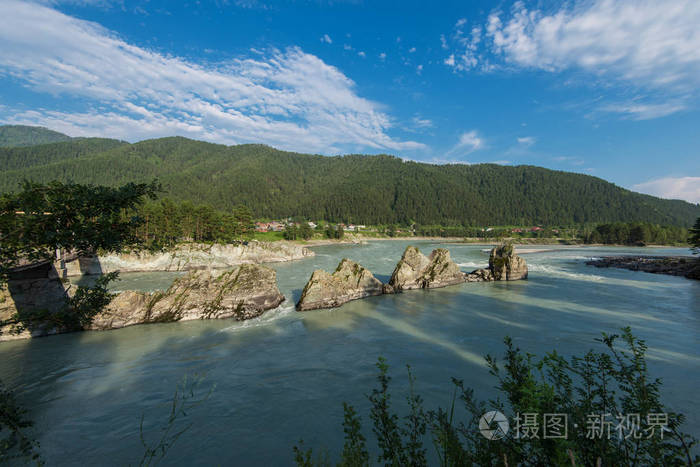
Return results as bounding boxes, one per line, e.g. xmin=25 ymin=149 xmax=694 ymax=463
xmin=64 ymin=241 xmax=314 ymax=277
xmin=587 ymin=255 xmax=700 ymax=280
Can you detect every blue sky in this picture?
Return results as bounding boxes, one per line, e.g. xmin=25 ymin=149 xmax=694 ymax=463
xmin=1 ymin=0 xmax=699 ymax=203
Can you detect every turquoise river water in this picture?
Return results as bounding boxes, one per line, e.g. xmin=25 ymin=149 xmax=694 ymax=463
xmin=0 ymin=241 xmax=698 ymax=465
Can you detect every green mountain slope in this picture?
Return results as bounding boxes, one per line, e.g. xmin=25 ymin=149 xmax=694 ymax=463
xmin=1 ymin=134 xmax=698 ymax=226
xmin=0 ymin=125 xmax=72 ymax=147
xmin=1 ymin=138 xmax=127 ymax=171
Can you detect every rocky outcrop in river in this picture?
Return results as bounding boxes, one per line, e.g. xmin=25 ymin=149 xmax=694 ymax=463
xmin=0 ymin=264 xmax=285 ymax=341
xmin=64 ymin=241 xmax=313 ymax=277
xmin=89 ymin=265 xmax=285 ymax=330
xmin=470 ymin=242 xmax=528 ymax=281
xmin=296 ymin=259 xmax=384 ymax=311
xmin=387 ymin=246 xmax=466 ymax=291
xmin=465 ymin=243 xmax=528 ymax=282
xmin=297 ymin=243 xmax=529 ymax=311
xmin=586 ymin=256 xmax=699 ymax=280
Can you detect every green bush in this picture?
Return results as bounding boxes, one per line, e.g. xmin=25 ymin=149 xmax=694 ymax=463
xmin=294 ymin=328 xmax=698 ymax=466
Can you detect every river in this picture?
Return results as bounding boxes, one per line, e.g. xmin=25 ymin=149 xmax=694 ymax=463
xmin=0 ymin=241 xmax=698 ymax=465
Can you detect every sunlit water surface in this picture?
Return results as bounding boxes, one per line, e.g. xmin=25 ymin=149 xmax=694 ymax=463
xmin=1 ymin=242 xmax=698 ymax=465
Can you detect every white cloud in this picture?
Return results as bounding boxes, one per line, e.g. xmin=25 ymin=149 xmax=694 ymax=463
xmin=378 ymin=52 xmax=386 ymax=61
xmin=442 ymin=1 xmax=700 ymax=117
xmin=357 ymin=51 xmax=366 ymax=58
xmin=343 ymin=44 xmax=353 ymax=51
xmin=458 ymin=131 xmax=483 ymax=150
xmin=485 ymin=0 xmax=700 ymax=91
xmin=320 ymin=34 xmax=332 ymax=44
xmin=0 ymin=1 xmax=423 ymax=154
xmin=412 ymin=116 xmax=433 ymax=128
xmin=36 ymin=0 xmax=116 ymax=6
xmin=517 ymin=136 xmax=535 ymax=146
xmin=408 ymin=47 xmax=416 ymax=53
xmin=440 ymin=34 xmax=448 ymax=50
xmin=451 ymin=130 xmax=484 ymax=154
xmin=598 ymin=101 xmax=686 ymax=120
xmin=443 ymin=18 xmax=484 ymax=71
xmin=416 ymin=64 xmax=423 ymax=73
xmin=633 ymin=177 xmax=700 ymax=203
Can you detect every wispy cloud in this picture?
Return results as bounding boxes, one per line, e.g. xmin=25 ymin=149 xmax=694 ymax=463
xmin=443 ymin=130 xmax=485 ymax=159
xmin=0 ymin=1 xmax=423 ymax=154
xmin=320 ymin=33 xmax=332 ymax=44
xmin=443 ymin=0 xmax=700 ymax=118
xmin=517 ymin=136 xmax=535 ymax=146
xmin=36 ymin=0 xmax=117 ymax=7
xmin=412 ymin=116 xmax=433 ymax=129
xmin=484 ymin=1 xmax=700 ymax=91
xmin=443 ymin=18 xmax=485 ymax=72
xmin=457 ymin=131 xmax=484 ymax=152
xmin=552 ymin=156 xmax=584 ymax=166
xmin=598 ymin=101 xmax=687 ymax=120
xmin=633 ymin=177 xmax=700 ymax=203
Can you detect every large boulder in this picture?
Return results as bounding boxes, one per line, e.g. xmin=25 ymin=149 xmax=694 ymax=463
xmin=296 ymin=259 xmax=384 ymax=311
xmin=89 ymin=264 xmax=285 ymax=330
xmin=465 ymin=243 xmax=528 ymax=282
xmin=489 ymin=243 xmax=528 ymax=280
xmin=388 ymin=246 xmax=466 ymax=291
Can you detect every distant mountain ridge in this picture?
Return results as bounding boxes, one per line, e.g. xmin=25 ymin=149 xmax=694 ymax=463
xmin=0 ymin=125 xmax=73 ymax=147
xmin=0 ymin=125 xmax=698 ymax=227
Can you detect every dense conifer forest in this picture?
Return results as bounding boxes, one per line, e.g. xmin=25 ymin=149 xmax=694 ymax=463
xmin=0 ymin=125 xmax=73 ymax=147
xmin=1 ymin=126 xmax=698 ymax=227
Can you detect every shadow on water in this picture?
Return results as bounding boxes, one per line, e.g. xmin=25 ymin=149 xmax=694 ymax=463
xmin=290 ymin=287 xmax=304 ymax=304
xmin=374 ymin=273 xmax=391 ymax=283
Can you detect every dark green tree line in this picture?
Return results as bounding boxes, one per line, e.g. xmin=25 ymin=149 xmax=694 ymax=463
xmin=133 ymin=199 xmax=254 ymax=248
xmin=689 ymin=217 xmax=700 ymax=254
xmin=2 ymin=135 xmax=698 ymax=227
xmin=584 ymin=222 xmax=688 ymax=246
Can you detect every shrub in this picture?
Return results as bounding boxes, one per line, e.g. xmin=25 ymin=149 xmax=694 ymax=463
xmin=294 ymin=328 xmax=698 ymax=466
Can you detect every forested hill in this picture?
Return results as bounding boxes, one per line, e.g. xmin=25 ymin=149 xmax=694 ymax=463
xmin=0 ymin=125 xmax=73 ymax=147
xmin=1 ymin=133 xmax=698 ymax=226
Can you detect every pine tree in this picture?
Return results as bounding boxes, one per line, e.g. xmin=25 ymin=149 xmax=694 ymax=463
xmin=689 ymin=217 xmax=700 ymax=254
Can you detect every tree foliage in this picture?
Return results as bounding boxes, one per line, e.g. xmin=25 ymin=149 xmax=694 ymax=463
xmin=584 ymin=222 xmax=689 ymax=246
xmin=0 ymin=125 xmax=72 ymax=148
xmin=689 ymin=217 xmax=700 ymax=254
xmin=0 ymin=383 xmax=42 ymax=465
xmin=132 ymin=199 xmax=254 ymax=248
xmin=0 ymin=180 xmax=160 ymax=278
xmin=2 ymin=137 xmax=698 ymax=227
